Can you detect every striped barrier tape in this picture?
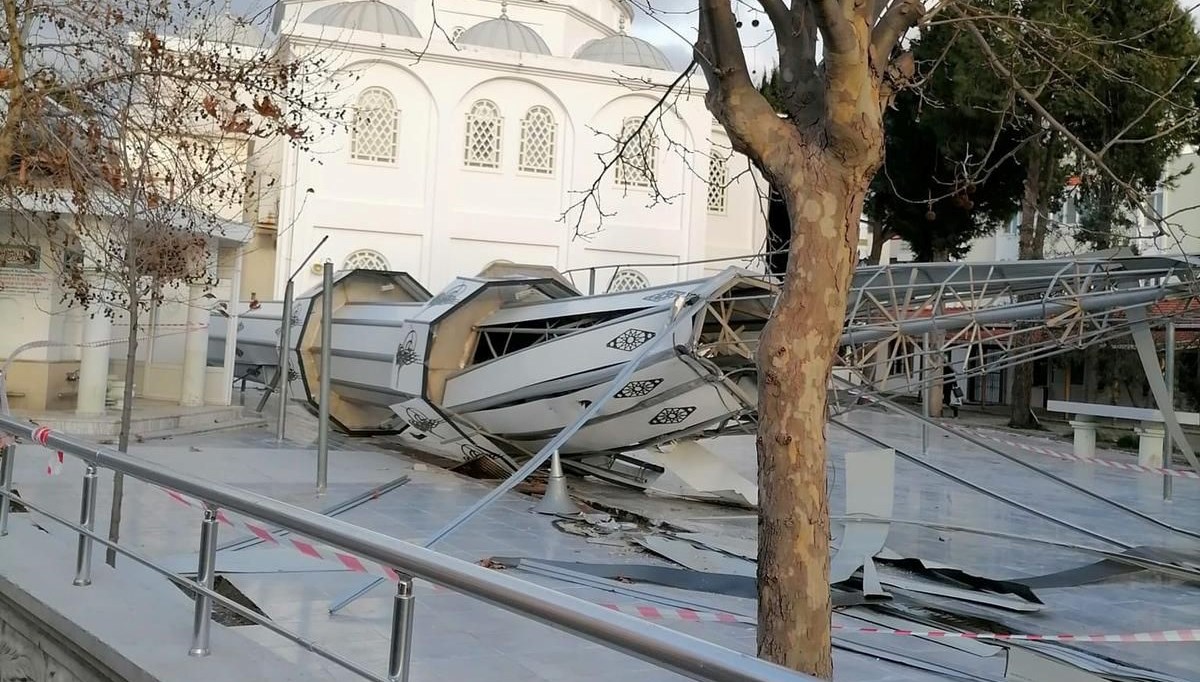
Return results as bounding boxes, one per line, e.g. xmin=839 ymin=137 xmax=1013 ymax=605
xmin=24 ymin=425 xmax=1196 ymax=645
xmin=598 ymin=604 xmax=1200 ymax=642
xmin=953 ymin=425 xmax=1200 ymax=481
xmin=32 ymin=426 xmax=65 ymax=477
xmin=162 ymin=488 xmax=406 ymax=583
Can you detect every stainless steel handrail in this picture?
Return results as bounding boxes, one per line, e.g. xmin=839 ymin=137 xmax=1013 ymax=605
xmin=0 ymin=415 xmax=812 ymax=682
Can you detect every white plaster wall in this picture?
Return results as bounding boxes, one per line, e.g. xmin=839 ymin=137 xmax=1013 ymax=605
xmin=274 ymin=29 xmax=735 ymax=296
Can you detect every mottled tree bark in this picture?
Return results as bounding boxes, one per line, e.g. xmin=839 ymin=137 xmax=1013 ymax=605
xmin=693 ymin=0 xmax=923 ymax=677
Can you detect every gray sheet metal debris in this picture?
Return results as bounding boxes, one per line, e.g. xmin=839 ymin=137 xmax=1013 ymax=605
xmin=1013 ymin=545 xmax=1200 ymax=589
xmin=830 ymin=448 xmax=895 ymax=583
xmin=634 ymin=535 xmax=755 ymax=577
xmin=668 ymin=531 xmax=756 ymax=561
xmin=490 ymin=556 xmax=757 ymax=599
xmin=1005 ymin=649 xmax=1107 ymax=682
xmin=490 ymin=556 xmax=872 ymax=608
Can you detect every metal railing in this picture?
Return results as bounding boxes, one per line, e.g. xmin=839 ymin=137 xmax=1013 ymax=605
xmin=0 ymin=415 xmax=811 ymax=682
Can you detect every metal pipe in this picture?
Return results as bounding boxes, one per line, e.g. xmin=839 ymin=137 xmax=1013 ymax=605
xmin=189 ymin=504 xmax=220 ymax=657
xmin=841 ymin=284 xmax=1187 ymax=346
xmin=317 ymin=260 xmax=334 ymax=494
xmin=276 ymin=279 xmax=294 ymax=442
xmin=0 ymin=414 xmax=809 ymax=682
xmin=387 ymin=575 xmax=416 ymax=682
xmin=9 ymin=489 xmax=385 ymax=682
xmin=834 ymin=373 xmax=1200 ymax=543
xmin=1164 ymin=320 xmax=1175 ymax=500
xmin=0 ymin=444 xmax=13 ymax=536
xmin=73 ymin=464 xmax=99 ymax=586
xmin=587 ymin=267 xmax=596 ymax=295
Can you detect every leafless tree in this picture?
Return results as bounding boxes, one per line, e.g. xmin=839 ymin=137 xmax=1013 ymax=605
xmin=0 ymin=0 xmax=341 ymax=565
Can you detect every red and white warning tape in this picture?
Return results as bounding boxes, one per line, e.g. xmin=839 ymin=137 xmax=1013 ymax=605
xmin=162 ymin=488 xmax=406 ymax=583
xmin=955 ymin=425 xmax=1200 ymax=480
xmin=599 ymin=603 xmax=1200 ymax=642
xmin=599 ymin=603 xmax=753 ymax=624
xmin=20 ymin=426 xmax=1197 ymax=645
xmin=32 ymin=426 xmax=65 ymax=477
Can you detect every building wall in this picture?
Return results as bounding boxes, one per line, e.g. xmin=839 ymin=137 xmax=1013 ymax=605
xmin=270 ymin=24 xmax=765 ymax=296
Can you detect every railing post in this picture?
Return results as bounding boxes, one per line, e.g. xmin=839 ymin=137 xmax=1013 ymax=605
xmin=72 ymin=464 xmax=99 ymax=586
xmin=0 ymin=443 xmax=14 ymax=536
xmin=276 ymin=279 xmax=295 ymax=442
xmin=316 ymin=260 xmax=333 ymax=495
xmin=387 ymin=575 xmax=416 ymax=682
xmin=189 ymin=503 xmax=220 ymax=657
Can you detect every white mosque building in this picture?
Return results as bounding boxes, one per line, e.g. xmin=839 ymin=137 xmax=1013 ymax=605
xmin=241 ymin=0 xmax=768 ymax=299
xmin=0 ymin=0 xmax=767 ymax=417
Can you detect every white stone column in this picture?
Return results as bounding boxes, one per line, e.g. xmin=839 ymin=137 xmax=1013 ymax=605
xmin=1068 ymin=418 xmax=1098 ymax=459
xmin=76 ymin=307 xmax=112 ymax=415
xmin=1135 ymin=422 xmax=1166 ymax=468
xmin=179 ymin=286 xmax=210 ymax=407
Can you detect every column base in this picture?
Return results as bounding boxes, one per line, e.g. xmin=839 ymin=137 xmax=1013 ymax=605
xmin=1135 ymin=422 xmax=1166 ymax=468
xmin=1068 ymin=419 xmax=1098 ymax=459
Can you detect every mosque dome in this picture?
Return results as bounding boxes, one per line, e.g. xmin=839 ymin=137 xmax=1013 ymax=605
xmin=459 ymin=5 xmax=550 ymax=55
xmin=189 ymin=13 xmax=266 ymax=47
xmin=304 ymin=0 xmax=422 ymax=38
xmin=575 ymin=33 xmax=672 ymax=70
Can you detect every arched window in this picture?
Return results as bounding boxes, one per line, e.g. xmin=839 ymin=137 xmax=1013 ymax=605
xmin=608 ymin=269 xmax=650 ymax=292
xmin=350 ymin=88 xmax=399 ymax=164
xmin=707 ymin=153 xmax=729 ymax=214
xmin=519 ymin=106 xmax=557 ymax=175
xmin=615 ymin=116 xmax=657 ymax=188
xmin=343 ymin=249 xmax=390 ymax=271
xmin=464 ymin=99 xmax=503 ymax=169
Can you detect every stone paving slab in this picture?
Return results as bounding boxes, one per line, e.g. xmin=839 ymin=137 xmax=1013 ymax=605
xmin=3 ymin=404 xmax=1199 ymax=682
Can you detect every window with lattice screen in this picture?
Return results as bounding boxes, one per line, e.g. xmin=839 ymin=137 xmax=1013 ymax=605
xmin=608 ymin=269 xmax=650 ymax=292
xmin=451 ymin=26 xmax=465 ymax=43
xmin=464 ymin=100 xmax=503 ymax=169
xmin=519 ymin=106 xmax=557 ymax=175
xmin=707 ymin=154 xmax=729 ymax=214
xmin=615 ymin=117 xmax=657 ymax=188
xmin=350 ymin=88 xmax=399 ymax=164
xmin=343 ymin=249 xmax=390 ymax=271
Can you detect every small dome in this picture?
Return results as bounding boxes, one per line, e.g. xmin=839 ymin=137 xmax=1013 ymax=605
xmin=459 ymin=16 xmax=550 ymax=55
xmin=190 ymin=13 xmax=266 ymax=47
xmin=304 ymin=0 xmax=422 ymax=38
xmin=575 ymin=34 xmax=672 ymax=70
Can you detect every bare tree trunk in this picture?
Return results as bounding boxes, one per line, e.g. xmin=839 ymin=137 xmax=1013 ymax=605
xmin=105 ymin=281 xmax=139 ymax=566
xmin=866 ymin=215 xmax=887 ymax=265
xmin=1009 ymin=137 xmax=1052 ymax=428
xmin=758 ymin=171 xmax=869 ymax=680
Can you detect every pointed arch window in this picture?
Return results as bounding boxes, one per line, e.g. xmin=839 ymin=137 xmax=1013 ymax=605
xmin=464 ymin=99 xmax=503 ymax=169
xmin=615 ymin=116 xmax=657 ymax=188
xmin=519 ymin=105 xmax=557 ymax=175
xmin=350 ymin=87 xmax=399 ymax=164
xmin=707 ymin=153 xmax=729 ymax=214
